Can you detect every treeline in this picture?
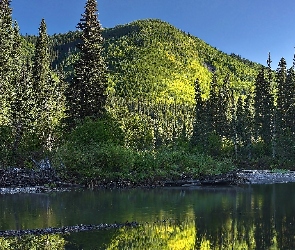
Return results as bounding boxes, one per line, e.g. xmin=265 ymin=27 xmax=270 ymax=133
xmin=0 ymin=0 xmax=107 ymax=168
xmin=0 ymin=1 xmax=66 ymax=167
xmin=193 ymin=54 xmax=295 ymax=167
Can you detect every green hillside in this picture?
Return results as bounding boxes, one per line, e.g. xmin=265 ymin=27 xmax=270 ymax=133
xmin=50 ymin=19 xmax=261 ymax=104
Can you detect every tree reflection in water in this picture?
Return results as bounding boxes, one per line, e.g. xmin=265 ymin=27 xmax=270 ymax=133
xmin=1 ymin=184 xmax=295 ymax=249
xmin=0 ymin=234 xmax=65 ymax=250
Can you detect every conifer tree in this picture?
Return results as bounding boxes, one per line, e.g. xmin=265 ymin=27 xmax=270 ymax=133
xmin=276 ymin=58 xmax=287 ymax=135
xmin=243 ymin=95 xmax=254 ymax=160
xmin=206 ymin=73 xmax=228 ymax=156
xmin=67 ymin=0 xmax=108 ymax=124
xmin=207 ymin=73 xmax=219 ymax=134
xmin=236 ymin=94 xmax=254 ymax=159
xmin=216 ymin=74 xmax=232 ymax=138
xmin=285 ymin=65 xmax=295 ymax=132
xmin=31 ymin=19 xmax=51 ymax=150
xmin=192 ymin=79 xmax=208 ymax=148
xmin=10 ymin=60 xmax=34 ymax=165
xmin=254 ymin=66 xmax=273 ymax=147
xmin=266 ymin=53 xmax=276 ymax=158
xmin=32 ymin=19 xmax=66 ymax=151
xmin=0 ymin=0 xmax=14 ymax=125
xmin=32 ymin=19 xmax=50 ymax=100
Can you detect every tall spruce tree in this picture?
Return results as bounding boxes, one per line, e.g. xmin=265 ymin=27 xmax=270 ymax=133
xmin=207 ymin=73 xmax=219 ymax=135
xmin=32 ymin=19 xmax=50 ymax=99
xmin=0 ymin=0 xmax=14 ymax=125
xmin=285 ymin=65 xmax=295 ymax=132
xmin=254 ymin=66 xmax=273 ymax=148
xmin=266 ymin=53 xmax=276 ymax=158
xmin=276 ymin=58 xmax=288 ymax=135
xmin=192 ymin=79 xmax=208 ymax=148
xmin=67 ymin=0 xmax=108 ymax=124
xmin=216 ymin=74 xmax=232 ymax=138
xmin=236 ymin=94 xmax=254 ymax=160
xmin=10 ymin=60 xmax=34 ymax=166
xmin=32 ymin=18 xmax=51 ymax=150
xmin=32 ymin=19 xmax=66 ymax=151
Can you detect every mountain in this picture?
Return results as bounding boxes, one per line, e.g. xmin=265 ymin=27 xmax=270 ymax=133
xmin=47 ymin=19 xmax=261 ymax=104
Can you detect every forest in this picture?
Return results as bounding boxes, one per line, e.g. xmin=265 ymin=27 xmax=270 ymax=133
xmin=1 ymin=0 xmax=295 ymax=186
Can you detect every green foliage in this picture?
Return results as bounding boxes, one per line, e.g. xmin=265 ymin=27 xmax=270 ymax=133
xmin=55 ymin=133 xmax=235 ymax=184
xmin=63 ymin=117 xmax=124 ymax=147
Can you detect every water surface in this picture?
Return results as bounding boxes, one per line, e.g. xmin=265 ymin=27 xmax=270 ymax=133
xmin=0 ymin=183 xmax=294 ymax=249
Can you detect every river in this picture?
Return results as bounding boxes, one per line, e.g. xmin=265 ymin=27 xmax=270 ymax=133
xmin=0 ymin=183 xmax=294 ymax=249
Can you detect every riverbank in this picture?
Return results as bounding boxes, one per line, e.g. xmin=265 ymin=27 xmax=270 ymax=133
xmin=0 ymin=167 xmax=79 ymax=194
xmin=1 ymin=167 xmax=295 ymax=194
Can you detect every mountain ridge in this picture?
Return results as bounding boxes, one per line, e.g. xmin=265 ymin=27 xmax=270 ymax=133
xmin=26 ymin=18 xmax=262 ymax=103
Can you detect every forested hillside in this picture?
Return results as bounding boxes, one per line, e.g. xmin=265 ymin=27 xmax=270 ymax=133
xmin=48 ymin=19 xmax=265 ymax=161
xmin=48 ymin=19 xmax=261 ymax=103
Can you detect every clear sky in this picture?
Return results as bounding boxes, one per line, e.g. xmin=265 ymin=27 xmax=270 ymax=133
xmin=11 ymin=0 xmax=295 ymax=67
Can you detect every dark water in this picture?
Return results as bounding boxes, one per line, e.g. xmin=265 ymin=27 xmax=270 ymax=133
xmin=0 ymin=183 xmax=295 ymax=249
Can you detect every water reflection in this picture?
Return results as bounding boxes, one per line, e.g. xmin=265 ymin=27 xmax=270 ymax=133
xmin=0 ymin=184 xmax=295 ymax=249
xmin=0 ymin=234 xmax=65 ymax=249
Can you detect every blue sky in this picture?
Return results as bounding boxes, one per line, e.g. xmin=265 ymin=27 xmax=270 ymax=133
xmin=11 ymin=0 xmax=295 ymax=67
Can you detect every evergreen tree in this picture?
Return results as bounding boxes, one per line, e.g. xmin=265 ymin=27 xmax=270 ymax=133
xmin=0 ymin=0 xmax=14 ymax=125
xmin=10 ymin=60 xmax=34 ymax=165
xmin=254 ymin=66 xmax=273 ymax=149
xmin=276 ymin=58 xmax=287 ymax=135
xmin=266 ymin=53 xmax=276 ymax=158
xmin=285 ymin=65 xmax=295 ymax=132
xmin=236 ymin=94 xmax=254 ymax=159
xmin=244 ymin=94 xmax=254 ymax=160
xmin=32 ymin=19 xmax=50 ymax=100
xmin=32 ymin=19 xmax=66 ymax=151
xmin=207 ymin=73 xmax=219 ymax=134
xmin=192 ymin=79 xmax=208 ymax=148
xmin=67 ymin=0 xmax=108 ymax=124
xmin=32 ymin=19 xmax=51 ymax=150
xmin=216 ymin=74 xmax=232 ymax=138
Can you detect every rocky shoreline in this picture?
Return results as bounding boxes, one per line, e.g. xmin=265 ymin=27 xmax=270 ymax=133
xmin=0 ymin=167 xmax=80 ymax=194
xmin=164 ymin=169 xmax=295 ymax=187
xmin=1 ymin=168 xmax=295 ymax=194
xmin=0 ymin=222 xmax=139 ymax=237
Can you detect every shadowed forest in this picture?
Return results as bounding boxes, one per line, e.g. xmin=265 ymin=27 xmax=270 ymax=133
xmin=1 ymin=0 xmax=295 ymax=185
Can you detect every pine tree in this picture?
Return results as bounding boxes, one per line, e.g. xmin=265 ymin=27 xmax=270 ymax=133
xmin=67 ymin=0 xmax=108 ymax=124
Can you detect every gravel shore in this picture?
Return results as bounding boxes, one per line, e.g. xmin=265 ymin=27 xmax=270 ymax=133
xmin=237 ymin=169 xmax=295 ymax=184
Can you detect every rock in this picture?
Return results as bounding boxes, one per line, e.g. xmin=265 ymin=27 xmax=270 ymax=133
xmin=0 ymin=222 xmax=139 ymax=237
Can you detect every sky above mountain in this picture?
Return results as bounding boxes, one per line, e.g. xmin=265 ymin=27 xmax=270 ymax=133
xmin=11 ymin=0 xmax=295 ymax=67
